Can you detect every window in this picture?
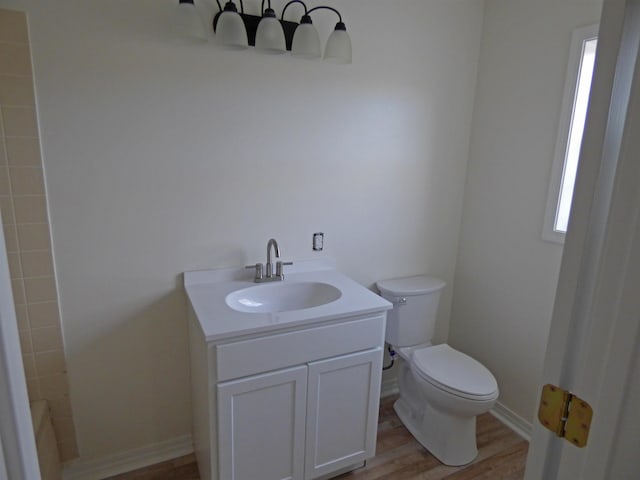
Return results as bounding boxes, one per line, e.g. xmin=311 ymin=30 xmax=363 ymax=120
xmin=543 ymin=24 xmax=598 ymax=244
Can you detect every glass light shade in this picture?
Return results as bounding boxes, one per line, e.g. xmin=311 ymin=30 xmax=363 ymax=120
xmin=216 ymin=10 xmax=248 ymax=49
xmin=173 ymin=1 xmax=208 ymax=44
xmin=255 ymin=12 xmax=286 ymax=54
xmin=324 ymin=26 xmax=352 ymax=64
xmin=291 ymin=22 xmax=321 ymax=59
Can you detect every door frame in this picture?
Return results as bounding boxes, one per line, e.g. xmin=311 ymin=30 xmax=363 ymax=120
xmin=525 ymin=0 xmax=640 ymax=477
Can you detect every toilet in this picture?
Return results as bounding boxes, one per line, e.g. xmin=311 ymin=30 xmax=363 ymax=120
xmin=376 ymin=275 xmax=499 ymax=466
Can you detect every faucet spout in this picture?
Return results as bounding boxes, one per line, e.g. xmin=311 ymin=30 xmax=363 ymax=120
xmin=267 ymin=238 xmax=280 ymax=265
xmin=265 ymin=238 xmax=280 ymax=278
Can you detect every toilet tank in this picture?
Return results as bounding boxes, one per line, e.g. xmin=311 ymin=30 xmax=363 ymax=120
xmin=376 ymin=276 xmax=446 ymax=347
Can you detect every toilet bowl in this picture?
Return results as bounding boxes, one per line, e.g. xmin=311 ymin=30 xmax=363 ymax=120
xmin=376 ymin=276 xmax=499 ymax=466
xmin=397 ymin=343 xmax=498 ymax=465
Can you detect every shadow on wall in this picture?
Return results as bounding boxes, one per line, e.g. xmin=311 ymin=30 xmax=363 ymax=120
xmin=66 ymin=281 xmax=193 ymax=458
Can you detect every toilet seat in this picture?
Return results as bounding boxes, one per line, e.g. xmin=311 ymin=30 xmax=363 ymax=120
xmin=411 ymin=344 xmax=498 ymax=401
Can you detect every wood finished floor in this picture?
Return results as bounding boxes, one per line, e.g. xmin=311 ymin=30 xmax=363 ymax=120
xmin=105 ymin=396 xmax=528 ymax=480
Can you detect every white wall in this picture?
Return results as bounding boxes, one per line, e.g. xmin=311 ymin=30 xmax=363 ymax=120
xmin=449 ymin=0 xmax=603 ymax=423
xmin=3 ymin=0 xmax=484 ymax=461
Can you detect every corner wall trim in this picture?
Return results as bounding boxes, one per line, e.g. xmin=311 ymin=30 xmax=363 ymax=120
xmin=62 ymin=435 xmax=193 ymax=480
xmin=490 ymin=402 xmax=532 ymax=441
xmin=380 ymin=377 xmax=399 ymax=399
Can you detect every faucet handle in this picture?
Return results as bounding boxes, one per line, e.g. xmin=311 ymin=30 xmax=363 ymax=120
xmin=275 ymin=261 xmax=293 ymax=278
xmin=245 ymin=263 xmax=263 ymax=281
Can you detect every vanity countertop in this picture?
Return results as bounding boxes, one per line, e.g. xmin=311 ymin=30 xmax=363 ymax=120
xmin=184 ymin=259 xmax=392 ymax=342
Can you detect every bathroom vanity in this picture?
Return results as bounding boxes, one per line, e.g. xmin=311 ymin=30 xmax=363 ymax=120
xmin=185 ymin=260 xmax=391 ymax=480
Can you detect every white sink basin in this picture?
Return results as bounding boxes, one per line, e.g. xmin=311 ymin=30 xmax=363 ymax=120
xmin=185 ymin=260 xmax=393 ymax=340
xmin=225 ymin=281 xmax=342 ymax=313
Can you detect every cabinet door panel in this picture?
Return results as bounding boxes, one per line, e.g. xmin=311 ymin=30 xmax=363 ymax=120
xmin=218 ymin=366 xmax=307 ymax=480
xmin=305 ymin=349 xmax=383 ymax=479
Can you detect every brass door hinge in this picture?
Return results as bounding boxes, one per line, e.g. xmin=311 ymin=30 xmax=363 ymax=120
xmin=538 ymin=384 xmax=593 ymax=448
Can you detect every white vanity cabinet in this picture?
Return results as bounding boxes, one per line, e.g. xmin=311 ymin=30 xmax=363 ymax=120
xmin=188 ymin=310 xmax=387 ymax=480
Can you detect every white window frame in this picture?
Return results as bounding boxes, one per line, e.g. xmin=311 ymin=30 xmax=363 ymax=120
xmin=543 ymin=24 xmax=599 ymax=244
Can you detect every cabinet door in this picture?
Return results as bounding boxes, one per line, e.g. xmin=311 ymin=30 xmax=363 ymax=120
xmin=305 ymin=348 xmax=383 ymax=479
xmin=218 ymin=366 xmax=307 ymax=480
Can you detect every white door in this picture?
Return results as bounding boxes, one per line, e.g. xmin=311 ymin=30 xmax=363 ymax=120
xmin=217 ymin=366 xmax=307 ymax=480
xmin=0 ymin=213 xmax=41 ymax=480
xmin=0 ymin=433 xmax=8 ymax=480
xmin=525 ymin=0 xmax=640 ymax=478
xmin=305 ymin=349 xmax=383 ymax=480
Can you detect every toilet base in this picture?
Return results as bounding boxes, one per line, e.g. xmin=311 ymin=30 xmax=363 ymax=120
xmin=394 ymin=396 xmax=478 ymax=466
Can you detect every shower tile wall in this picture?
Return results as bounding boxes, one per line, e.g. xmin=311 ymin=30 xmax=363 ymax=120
xmin=0 ymin=8 xmax=79 ymax=462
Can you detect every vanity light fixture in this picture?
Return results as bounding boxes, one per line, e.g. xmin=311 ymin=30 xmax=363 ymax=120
xmin=173 ymin=0 xmax=208 ymax=44
xmin=206 ymin=0 xmax=352 ymax=63
xmin=290 ymin=11 xmax=321 ymax=59
xmin=215 ymin=0 xmax=249 ymax=49
xmin=255 ymin=1 xmax=287 ymax=53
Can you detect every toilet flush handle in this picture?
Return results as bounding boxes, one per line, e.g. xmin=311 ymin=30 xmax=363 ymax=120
xmin=393 ymin=297 xmax=407 ymax=305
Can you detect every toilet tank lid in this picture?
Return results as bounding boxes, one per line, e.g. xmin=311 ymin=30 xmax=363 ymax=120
xmin=376 ymin=276 xmax=446 ymax=296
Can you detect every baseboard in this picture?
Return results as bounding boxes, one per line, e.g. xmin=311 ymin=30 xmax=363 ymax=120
xmin=62 ymin=435 xmax=193 ymax=480
xmin=490 ymin=402 xmax=532 ymax=441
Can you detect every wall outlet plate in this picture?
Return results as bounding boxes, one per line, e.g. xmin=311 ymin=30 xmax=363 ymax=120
xmin=313 ymin=233 xmax=324 ymax=251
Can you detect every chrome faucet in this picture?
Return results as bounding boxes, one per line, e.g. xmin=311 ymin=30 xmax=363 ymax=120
xmin=245 ymin=238 xmax=293 ymax=282
xmin=265 ymin=238 xmax=280 ymax=278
